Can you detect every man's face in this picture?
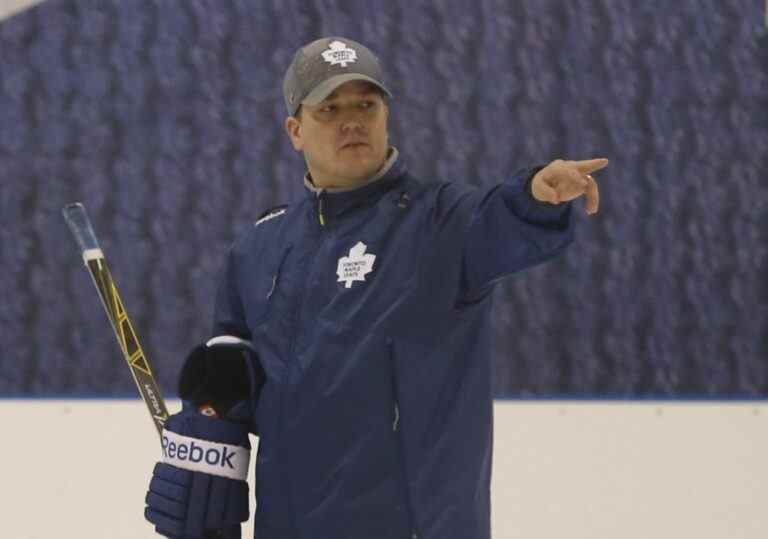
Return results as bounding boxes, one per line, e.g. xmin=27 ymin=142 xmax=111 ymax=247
xmin=285 ymin=80 xmax=389 ymax=188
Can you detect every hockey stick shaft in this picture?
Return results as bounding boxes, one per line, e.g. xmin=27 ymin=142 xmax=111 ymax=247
xmin=63 ymin=203 xmax=169 ymax=439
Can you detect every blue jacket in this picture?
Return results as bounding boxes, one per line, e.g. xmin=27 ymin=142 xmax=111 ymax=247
xmin=213 ymin=153 xmax=574 ymax=539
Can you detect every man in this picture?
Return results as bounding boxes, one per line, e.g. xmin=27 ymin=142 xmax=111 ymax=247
xmin=145 ymin=36 xmax=607 ymax=539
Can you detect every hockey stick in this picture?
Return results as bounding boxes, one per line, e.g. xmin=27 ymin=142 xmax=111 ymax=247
xmin=64 ymin=204 xmax=229 ymax=538
xmin=63 ymin=203 xmax=169 ymax=438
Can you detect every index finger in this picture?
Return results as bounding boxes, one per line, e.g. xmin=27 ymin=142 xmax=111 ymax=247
xmin=571 ymin=158 xmax=609 ymax=174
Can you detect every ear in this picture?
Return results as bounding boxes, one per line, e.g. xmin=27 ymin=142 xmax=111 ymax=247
xmin=382 ymin=101 xmax=390 ymax=143
xmin=284 ymin=116 xmax=303 ymax=151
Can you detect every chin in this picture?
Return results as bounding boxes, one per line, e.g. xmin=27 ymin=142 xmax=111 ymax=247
xmin=337 ymin=167 xmax=376 ymax=185
xmin=338 ymin=155 xmax=382 ymax=179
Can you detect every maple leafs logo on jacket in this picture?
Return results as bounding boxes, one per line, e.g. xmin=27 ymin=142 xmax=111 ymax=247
xmin=337 ymin=242 xmax=376 ymax=288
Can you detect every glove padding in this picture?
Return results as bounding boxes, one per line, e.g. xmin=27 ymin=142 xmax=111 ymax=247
xmin=145 ymin=336 xmax=264 ymax=538
xmin=145 ymin=408 xmax=250 ymax=538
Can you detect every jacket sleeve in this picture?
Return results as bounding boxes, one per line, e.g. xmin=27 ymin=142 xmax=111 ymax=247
xmin=211 ymin=244 xmax=252 ymax=339
xmin=438 ymin=166 xmax=575 ymax=302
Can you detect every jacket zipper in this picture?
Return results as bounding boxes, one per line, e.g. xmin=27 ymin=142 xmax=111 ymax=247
xmin=266 ymin=246 xmax=292 ymax=301
xmin=291 ymin=192 xmax=328 ymax=349
xmin=393 ymin=401 xmax=400 ymax=432
xmin=389 ymin=338 xmax=420 ymax=539
xmin=280 ymin=194 xmax=329 ymax=537
xmin=318 ymin=193 xmax=326 ymax=226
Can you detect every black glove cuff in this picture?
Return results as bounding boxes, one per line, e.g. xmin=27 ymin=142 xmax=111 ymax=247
xmin=178 ymin=336 xmax=265 ymax=416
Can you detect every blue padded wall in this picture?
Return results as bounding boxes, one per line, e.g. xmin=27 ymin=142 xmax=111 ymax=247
xmin=1 ymin=0 xmax=765 ymax=397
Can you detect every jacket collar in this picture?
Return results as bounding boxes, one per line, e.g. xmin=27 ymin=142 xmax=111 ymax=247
xmin=302 ymin=147 xmax=407 ymax=218
xmin=303 ymin=147 xmax=400 ymax=195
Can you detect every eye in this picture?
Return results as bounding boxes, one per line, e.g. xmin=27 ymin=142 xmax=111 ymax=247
xmin=319 ymin=104 xmax=336 ymax=113
xmin=360 ymin=100 xmax=375 ymax=110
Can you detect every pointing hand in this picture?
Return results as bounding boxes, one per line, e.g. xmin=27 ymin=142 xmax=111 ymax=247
xmin=531 ymin=158 xmax=609 ymax=215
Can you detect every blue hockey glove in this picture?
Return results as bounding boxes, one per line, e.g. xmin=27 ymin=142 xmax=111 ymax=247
xmin=144 ymin=336 xmax=265 ymax=538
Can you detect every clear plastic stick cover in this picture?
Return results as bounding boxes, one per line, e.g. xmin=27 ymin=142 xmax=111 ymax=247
xmin=62 ymin=203 xmax=101 ymax=253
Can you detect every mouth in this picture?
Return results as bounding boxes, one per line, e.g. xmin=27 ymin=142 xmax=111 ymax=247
xmin=340 ymin=142 xmax=370 ymax=150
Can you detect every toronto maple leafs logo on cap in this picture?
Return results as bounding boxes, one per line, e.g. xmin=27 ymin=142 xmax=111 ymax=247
xmin=321 ymin=40 xmax=358 ymax=68
xmin=283 ymin=37 xmax=392 ymax=116
xmin=337 ymin=241 xmax=375 ymax=288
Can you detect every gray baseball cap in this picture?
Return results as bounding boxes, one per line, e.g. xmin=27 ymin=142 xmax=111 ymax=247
xmin=283 ymin=37 xmax=392 ymax=116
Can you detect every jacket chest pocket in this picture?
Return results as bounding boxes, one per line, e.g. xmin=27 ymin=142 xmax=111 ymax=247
xmin=241 ymin=245 xmax=293 ymax=328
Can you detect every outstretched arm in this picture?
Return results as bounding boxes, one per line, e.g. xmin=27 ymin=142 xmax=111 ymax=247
xmin=458 ymin=157 xmax=608 ymax=301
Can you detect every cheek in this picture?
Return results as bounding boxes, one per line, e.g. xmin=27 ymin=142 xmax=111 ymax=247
xmin=300 ymin=126 xmax=321 ymax=152
xmin=373 ymin=119 xmax=388 ymax=147
xmin=311 ymin=135 xmax=336 ymax=159
xmin=302 ymin=128 xmax=338 ymax=167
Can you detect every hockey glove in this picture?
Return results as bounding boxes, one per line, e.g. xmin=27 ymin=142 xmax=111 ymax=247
xmin=144 ymin=336 xmax=265 ymax=538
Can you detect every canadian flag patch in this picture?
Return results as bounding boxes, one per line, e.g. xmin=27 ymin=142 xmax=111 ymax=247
xmin=337 ymin=241 xmax=376 ymax=288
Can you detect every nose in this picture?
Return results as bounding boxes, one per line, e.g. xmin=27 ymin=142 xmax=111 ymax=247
xmin=339 ymin=109 xmax=367 ymax=133
xmin=340 ymin=119 xmax=364 ymax=133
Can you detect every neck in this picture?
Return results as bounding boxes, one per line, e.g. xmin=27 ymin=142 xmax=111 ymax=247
xmin=305 ymin=148 xmax=398 ymax=194
xmin=310 ymin=172 xmax=372 ymax=190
